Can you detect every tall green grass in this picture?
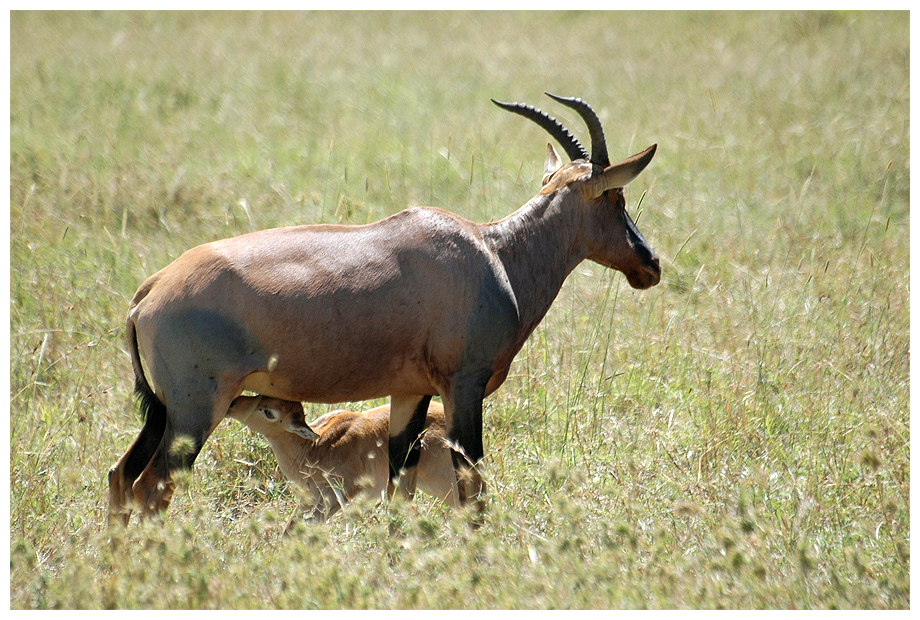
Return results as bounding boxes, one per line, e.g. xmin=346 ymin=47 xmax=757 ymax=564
xmin=10 ymin=11 xmax=908 ymax=608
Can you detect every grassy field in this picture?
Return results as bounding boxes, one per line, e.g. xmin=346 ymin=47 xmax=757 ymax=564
xmin=9 ymin=11 xmax=909 ymax=609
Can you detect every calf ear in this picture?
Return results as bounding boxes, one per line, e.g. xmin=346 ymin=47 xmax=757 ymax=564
xmin=286 ymin=418 xmax=319 ymax=440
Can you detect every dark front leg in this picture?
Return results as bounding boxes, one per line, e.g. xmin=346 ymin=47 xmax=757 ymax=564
xmin=444 ymin=375 xmax=488 ymax=520
xmin=387 ymin=394 xmax=432 ymax=500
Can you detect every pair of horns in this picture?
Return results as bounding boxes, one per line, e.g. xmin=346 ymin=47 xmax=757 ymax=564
xmin=491 ymin=92 xmax=611 ymax=167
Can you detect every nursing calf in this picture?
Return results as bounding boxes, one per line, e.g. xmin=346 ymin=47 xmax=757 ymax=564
xmin=226 ymin=395 xmax=462 ymax=530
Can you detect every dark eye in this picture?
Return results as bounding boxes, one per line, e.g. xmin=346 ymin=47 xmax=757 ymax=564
xmin=259 ymin=407 xmax=279 ymax=421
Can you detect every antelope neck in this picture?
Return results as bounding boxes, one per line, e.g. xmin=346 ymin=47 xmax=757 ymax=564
xmin=481 ymin=191 xmax=589 ymax=340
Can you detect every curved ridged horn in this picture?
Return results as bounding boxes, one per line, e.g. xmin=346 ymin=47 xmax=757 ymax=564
xmin=491 ymin=99 xmax=589 ymax=162
xmin=544 ymin=93 xmax=610 ymax=167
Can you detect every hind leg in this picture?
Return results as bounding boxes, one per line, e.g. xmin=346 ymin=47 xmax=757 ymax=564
xmin=107 ymin=409 xmax=167 ymax=525
xmin=130 ymin=419 xmax=200 ymax=518
xmin=130 ymin=389 xmax=235 ymax=519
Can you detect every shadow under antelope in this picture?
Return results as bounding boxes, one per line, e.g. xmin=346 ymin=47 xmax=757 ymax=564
xmin=107 ymin=92 xmax=661 ymax=525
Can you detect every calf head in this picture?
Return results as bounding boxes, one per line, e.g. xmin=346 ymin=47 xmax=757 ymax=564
xmin=228 ymin=396 xmax=319 ymax=440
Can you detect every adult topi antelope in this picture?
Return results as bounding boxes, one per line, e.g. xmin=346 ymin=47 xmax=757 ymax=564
xmin=107 ymin=92 xmax=661 ymax=524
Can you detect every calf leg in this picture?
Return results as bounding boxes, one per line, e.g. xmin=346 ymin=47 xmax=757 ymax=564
xmin=417 ymin=439 xmax=466 ymax=509
xmin=282 ymin=497 xmax=340 ymax=536
xmin=386 ymin=394 xmax=432 ymax=501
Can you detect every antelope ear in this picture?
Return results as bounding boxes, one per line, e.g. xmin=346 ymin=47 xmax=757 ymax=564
xmin=542 ymin=142 xmax=563 ymax=185
xmin=287 ymin=418 xmax=320 ymax=440
xmin=602 ymin=144 xmax=657 ymax=189
xmin=580 ymin=144 xmax=657 ymax=198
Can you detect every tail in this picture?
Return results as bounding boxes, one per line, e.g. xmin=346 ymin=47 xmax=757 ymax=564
xmin=126 ymin=312 xmax=165 ymax=425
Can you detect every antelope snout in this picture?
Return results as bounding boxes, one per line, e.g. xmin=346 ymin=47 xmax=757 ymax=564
xmin=627 ymin=254 xmax=661 ymax=289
